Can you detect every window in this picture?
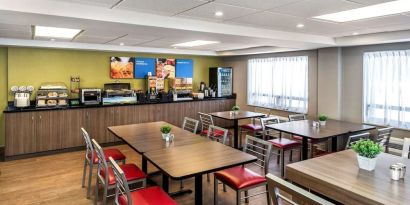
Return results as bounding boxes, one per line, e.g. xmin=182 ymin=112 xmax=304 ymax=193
xmin=247 ymin=56 xmax=308 ymax=113
xmin=363 ymin=50 xmax=410 ymax=129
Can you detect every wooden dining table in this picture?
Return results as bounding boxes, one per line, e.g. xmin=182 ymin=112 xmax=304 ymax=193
xmin=209 ymin=111 xmax=266 ymax=149
xmin=286 ymin=150 xmax=410 ymax=205
xmin=144 ymin=141 xmax=257 ymax=205
xmin=266 ymin=119 xmax=375 ymax=160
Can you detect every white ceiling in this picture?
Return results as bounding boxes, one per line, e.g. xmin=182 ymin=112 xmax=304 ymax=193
xmin=0 ymin=0 xmax=408 ymax=56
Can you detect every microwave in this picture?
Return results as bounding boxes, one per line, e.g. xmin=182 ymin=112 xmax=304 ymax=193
xmin=80 ymin=89 xmax=102 ymax=105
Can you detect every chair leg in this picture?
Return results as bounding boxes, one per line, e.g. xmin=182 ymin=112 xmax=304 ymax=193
xmin=266 ymin=185 xmax=272 ymax=205
xmin=180 ymin=180 xmax=184 ymax=190
xmin=289 ymin=150 xmax=293 ymax=162
xmin=94 ymin=177 xmax=99 ymax=205
xmin=102 ymin=182 xmax=108 ymax=205
xmin=87 ymin=163 xmax=93 ymax=198
xmin=280 ymin=149 xmax=285 ymax=178
xmin=214 ymin=176 xmax=218 ymax=205
xmin=244 ymin=190 xmax=249 ymax=203
xmin=310 ymin=144 xmax=314 ymax=158
xmin=276 ymin=150 xmax=280 ymax=164
xmin=207 ymin=173 xmax=210 ymax=182
xmin=223 ymin=183 xmax=227 ymax=192
xmin=82 ymin=158 xmax=87 ymax=188
xmin=236 ymin=190 xmax=241 ymax=205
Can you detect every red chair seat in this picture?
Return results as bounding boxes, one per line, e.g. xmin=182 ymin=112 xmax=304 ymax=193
xmin=215 ymin=166 xmax=267 ymax=189
xmin=100 ymin=164 xmax=146 ymax=185
xmin=201 ymin=129 xmax=231 ymax=137
xmin=89 ymin=148 xmax=126 ymax=164
xmin=118 ymin=186 xmax=177 ymax=205
xmin=240 ymin=124 xmax=263 ymax=131
xmin=268 ymin=138 xmax=301 ymax=149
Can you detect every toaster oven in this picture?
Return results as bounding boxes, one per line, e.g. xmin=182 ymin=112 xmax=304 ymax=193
xmin=80 ymin=89 xmax=102 ymax=105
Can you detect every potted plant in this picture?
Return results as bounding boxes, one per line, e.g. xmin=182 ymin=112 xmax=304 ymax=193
xmin=160 ymin=124 xmax=172 ymax=140
xmin=232 ymin=105 xmax=240 ymax=115
xmin=318 ymin=114 xmax=328 ymax=126
xmin=351 ymin=139 xmax=383 ymax=171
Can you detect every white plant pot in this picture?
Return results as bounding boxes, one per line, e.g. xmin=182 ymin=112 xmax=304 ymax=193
xmin=162 ymin=133 xmax=170 ymax=140
xmin=357 ymin=154 xmax=378 ymax=171
xmin=319 ymin=120 xmax=326 ymax=126
xmin=233 ymin=111 xmax=239 ymax=115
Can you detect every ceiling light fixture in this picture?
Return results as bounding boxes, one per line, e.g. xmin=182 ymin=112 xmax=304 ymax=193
xmin=215 ymin=11 xmax=224 ymax=17
xmin=34 ymin=26 xmax=82 ymax=39
xmin=313 ymin=0 xmax=410 ymax=22
xmin=50 ymin=38 xmax=55 ymax=41
xmin=119 ymin=42 xmax=124 ymax=46
xmin=296 ymin=24 xmax=305 ymax=28
xmin=352 ymin=32 xmax=359 ymax=35
xmin=172 ymin=40 xmax=220 ymax=47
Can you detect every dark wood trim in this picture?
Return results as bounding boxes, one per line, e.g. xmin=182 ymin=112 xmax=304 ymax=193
xmin=0 ymin=146 xmax=4 ymax=162
xmin=5 ymin=141 xmax=124 ymax=161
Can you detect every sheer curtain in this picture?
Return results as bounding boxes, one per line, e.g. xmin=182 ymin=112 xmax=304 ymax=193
xmin=363 ymin=50 xmax=410 ymax=129
xmin=247 ymin=56 xmax=308 ymax=113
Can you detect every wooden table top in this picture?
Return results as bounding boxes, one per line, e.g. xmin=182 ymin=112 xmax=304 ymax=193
xmin=286 ymin=150 xmax=410 ymax=205
xmin=209 ymin=111 xmax=266 ymax=120
xmin=143 ymin=141 xmax=257 ymax=179
xmin=266 ymin=119 xmax=375 ymax=139
xmin=108 ymin=121 xmax=208 ymax=154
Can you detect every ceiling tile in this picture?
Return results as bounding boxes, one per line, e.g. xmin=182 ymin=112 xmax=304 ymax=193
xmin=213 ymin=0 xmax=302 ymax=10
xmin=0 ymin=23 xmax=31 ymax=32
xmin=269 ymin=0 xmax=362 ymax=18
xmin=74 ymin=35 xmax=116 ymax=44
xmin=116 ymin=0 xmax=208 ymax=16
xmin=50 ymin=0 xmax=119 ymax=8
xmin=344 ymin=14 xmax=410 ymax=28
xmin=0 ymin=29 xmax=31 ymax=39
xmin=107 ymin=37 xmax=162 ymax=46
xmin=177 ymin=2 xmax=258 ymax=22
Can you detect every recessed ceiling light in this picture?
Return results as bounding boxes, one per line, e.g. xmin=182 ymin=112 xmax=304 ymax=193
xmin=215 ymin=11 xmax=224 ymax=17
xmin=172 ymin=40 xmax=220 ymax=47
xmin=50 ymin=38 xmax=55 ymax=41
xmin=119 ymin=42 xmax=124 ymax=46
xmin=296 ymin=24 xmax=304 ymax=28
xmin=34 ymin=26 xmax=82 ymax=39
xmin=313 ymin=0 xmax=410 ymax=22
xmin=352 ymin=32 xmax=359 ymax=35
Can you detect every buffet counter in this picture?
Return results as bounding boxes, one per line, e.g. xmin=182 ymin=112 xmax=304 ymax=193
xmin=3 ymin=97 xmax=235 ymax=158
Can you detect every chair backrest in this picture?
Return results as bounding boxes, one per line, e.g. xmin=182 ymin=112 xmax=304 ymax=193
xmin=402 ymin=138 xmax=410 ymax=159
xmin=110 ymin=157 xmax=133 ymax=205
xmin=243 ymin=135 xmax=272 ymax=174
xmin=182 ymin=117 xmax=199 ymax=134
xmin=207 ymin=125 xmax=229 ymax=145
xmin=376 ymin=127 xmax=393 ymax=146
xmin=288 ymin=114 xmax=306 ymax=122
xmin=266 ymin=173 xmax=335 ymax=205
xmin=345 ymin=132 xmax=370 ymax=149
xmin=260 ymin=116 xmax=280 ymax=140
xmin=81 ymin=127 xmax=94 ymax=160
xmin=199 ymin=112 xmax=214 ymax=132
xmin=91 ymin=139 xmax=109 ymax=185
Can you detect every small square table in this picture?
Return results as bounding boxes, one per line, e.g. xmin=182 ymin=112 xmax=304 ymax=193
xmin=209 ymin=111 xmax=266 ymax=149
xmin=143 ymin=141 xmax=257 ymax=205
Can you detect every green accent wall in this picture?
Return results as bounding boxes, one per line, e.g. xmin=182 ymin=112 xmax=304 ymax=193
xmin=1 ymin=47 xmax=223 ymax=146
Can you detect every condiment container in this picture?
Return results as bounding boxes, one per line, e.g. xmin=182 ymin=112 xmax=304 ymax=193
xmin=390 ymin=164 xmax=401 ymax=180
xmin=396 ymin=163 xmax=406 ymax=179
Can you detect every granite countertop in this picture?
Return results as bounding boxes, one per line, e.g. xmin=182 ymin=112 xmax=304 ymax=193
xmin=4 ymin=96 xmax=236 ymax=113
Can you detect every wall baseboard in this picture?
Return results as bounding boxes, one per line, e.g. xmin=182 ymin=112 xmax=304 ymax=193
xmin=0 ymin=146 xmax=4 ymax=162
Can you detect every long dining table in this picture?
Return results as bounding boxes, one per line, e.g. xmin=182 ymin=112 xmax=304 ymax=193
xmin=266 ymin=119 xmax=375 ymax=160
xmin=108 ymin=121 xmax=257 ymax=205
xmin=286 ymin=150 xmax=410 ymax=205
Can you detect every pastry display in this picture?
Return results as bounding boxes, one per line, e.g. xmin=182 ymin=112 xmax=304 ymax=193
xmin=59 ymin=93 xmax=68 ymax=97
xmin=48 ymin=92 xmax=58 ymax=98
xmin=37 ymin=100 xmax=46 ymax=106
xmin=47 ymin=100 xmax=57 ymax=106
xmin=58 ymin=100 xmax=67 ymax=106
xmin=36 ymin=82 xmax=69 ymax=108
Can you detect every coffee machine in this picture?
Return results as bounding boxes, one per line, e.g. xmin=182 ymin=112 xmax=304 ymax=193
xmin=11 ymin=86 xmax=34 ymax=108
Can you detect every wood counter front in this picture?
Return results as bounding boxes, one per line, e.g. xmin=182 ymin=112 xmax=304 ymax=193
xmin=4 ymin=99 xmax=235 ymax=157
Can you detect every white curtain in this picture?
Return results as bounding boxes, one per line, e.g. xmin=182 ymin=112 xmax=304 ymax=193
xmin=363 ymin=50 xmax=410 ymax=129
xmin=247 ymin=56 xmax=308 ymax=113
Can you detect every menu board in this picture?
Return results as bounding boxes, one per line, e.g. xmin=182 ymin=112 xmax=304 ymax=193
xmin=134 ymin=57 xmax=156 ymax=79
xmin=176 ymin=59 xmax=193 ymax=78
xmin=156 ymin=58 xmax=175 ymax=79
xmin=110 ymin=57 xmax=134 ymax=79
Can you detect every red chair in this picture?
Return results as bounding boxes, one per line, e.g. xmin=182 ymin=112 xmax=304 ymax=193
xmin=268 ymin=138 xmax=301 ymax=177
xmin=199 ymin=112 xmax=232 ymax=142
xmin=81 ymin=128 xmax=126 ymax=198
xmin=92 ymin=139 xmax=146 ymax=205
xmin=214 ymin=135 xmax=272 ymax=205
xmin=109 ymin=157 xmax=178 ymax=205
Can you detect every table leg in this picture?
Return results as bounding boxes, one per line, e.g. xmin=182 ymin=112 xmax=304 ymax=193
xmin=162 ymin=174 xmax=169 ymax=193
xmin=331 ymin=136 xmax=338 ymax=152
xmin=195 ymin=175 xmax=203 ymax=205
xmin=302 ymin=137 xmax=308 ymax=160
xmin=234 ymin=119 xmax=239 ymax=149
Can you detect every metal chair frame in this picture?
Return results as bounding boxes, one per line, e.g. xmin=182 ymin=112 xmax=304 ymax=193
xmin=199 ymin=112 xmax=214 ymax=135
xmin=266 ymin=173 xmax=335 ymax=205
xmin=376 ymin=127 xmax=393 ymax=153
xmin=288 ymin=114 xmax=306 ymax=121
xmin=402 ymin=138 xmax=410 ymax=159
xmin=214 ymin=135 xmax=272 ymax=205
xmin=110 ymin=158 xmax=134 ymax=205
xmin=345 ymin=132 xmax=370 ymax=149
xmin=92 ymin=139 xmax=145 ymax=205
xmin=182 ymin=117 xmax=199 ymax=134
xmin=260 ymin=116 xmax=281 ymax=140
xmin=207 ymin=125 xmax=229 ymax=145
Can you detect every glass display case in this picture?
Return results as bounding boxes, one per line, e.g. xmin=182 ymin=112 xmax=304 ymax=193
xmin=36 ymin=82 xmax=69 ymax=108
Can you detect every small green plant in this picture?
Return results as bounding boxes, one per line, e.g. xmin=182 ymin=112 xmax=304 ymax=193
xmin=351 ymin=139 xmax=382 ymax=159
xmin=232 ymin=105 xmax=240 ymax=111
xmin=318 ymin=114 xmax=328 ymax=121
xmin=160 ymin=125 xmax=172 ymax=134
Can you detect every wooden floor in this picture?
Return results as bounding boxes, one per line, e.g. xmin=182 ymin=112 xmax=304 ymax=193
xmin=0 ymin=143 xmax=300 ymax=205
